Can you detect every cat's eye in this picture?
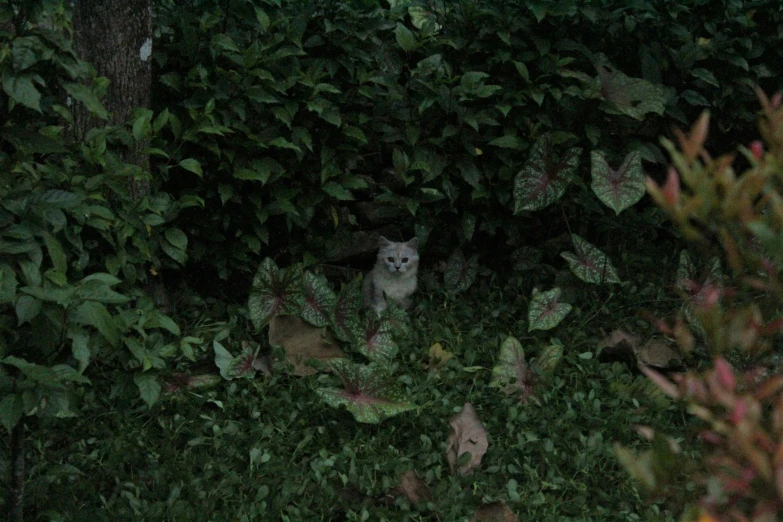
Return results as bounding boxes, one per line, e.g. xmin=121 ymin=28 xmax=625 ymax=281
xmin=402 ymin=257 xmax=409 ymax=263
xmin=387 ymin=257 xmax=394 ymax=262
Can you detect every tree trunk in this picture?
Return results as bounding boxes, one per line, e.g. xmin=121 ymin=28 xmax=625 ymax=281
xmin=71 ymin=0 xmax=153 ymax=199
xmin=8 ymin=422 xmax=25 ymax=522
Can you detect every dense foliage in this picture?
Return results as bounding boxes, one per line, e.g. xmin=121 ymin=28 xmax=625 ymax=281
xmin=1 ymin=0 xmax=782 ymax=519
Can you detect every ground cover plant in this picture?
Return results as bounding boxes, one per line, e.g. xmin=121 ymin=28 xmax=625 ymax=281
xmin=2 ymin=0 xmax=783 ymax=520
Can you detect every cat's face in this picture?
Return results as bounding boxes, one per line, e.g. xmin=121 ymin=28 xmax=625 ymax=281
xmin=378 ymin=237 xmax=419 ymax=274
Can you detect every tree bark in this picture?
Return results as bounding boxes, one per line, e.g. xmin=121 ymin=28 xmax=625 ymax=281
xmin=8 ymin=422 xmax=25 ymax=522
xmin=71 ymin=0 xmax=153 ymax=198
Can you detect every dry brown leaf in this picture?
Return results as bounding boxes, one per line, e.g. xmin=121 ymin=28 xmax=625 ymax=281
xmin=268 ymin=315 xmax=345 ymax=376
xmin=636 ymin=338 xmax=682 ymax=368
xmin=397 ymin=469 xmax=431 ymax=505
xmin=598 ymin=329 xmax=641 ymax=352
xmin=446 ymin=402 xmax=488 ymax=475
xmin=471 ymin=501 xmax=519 ymax=522
xmin=428 ymin=342 xmax=454 ymax=370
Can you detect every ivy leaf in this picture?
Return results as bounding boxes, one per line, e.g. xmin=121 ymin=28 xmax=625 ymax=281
xmin=489 ymin=336 xmax=535 ymax=402
xmin=331 ymin=276 xmax=362 ymax=342
xmin=358 ymin=316 xmax=398 ymax=364
xmin=528 ymin=288 xmax=572 ymax=332
xmin=300 ymin=271 xmax=337 ymax=328
xmin=444 ymin=249 xmax=479 ymax=293
xmin=248 ymin=258 xmax=304 ymax=330
xmin=560 ymin=234 xmax=621 ymax=284
xmin=514 ymin=134 xmax=581 ymax=212
xmin=590 ymin=150 xmax=645 ymax=215
xmin=134 ymin=373 xmax=161 ymax=408
xmin=316 ymin=359 xmax=416 ymax=423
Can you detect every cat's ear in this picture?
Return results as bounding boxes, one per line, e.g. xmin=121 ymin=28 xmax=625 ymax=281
xmin=378 ymin=236 xmax=391 ymax=248
xmin=407 ymin=237 xmax=419 ymax=250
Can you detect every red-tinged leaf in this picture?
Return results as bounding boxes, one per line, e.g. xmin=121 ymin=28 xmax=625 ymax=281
xmin=662 ymin=167 xmax=681 ymax=206
xmin=713 ymin=357 xmax=736 ymax=391
xmin=528 ymin=288 xmax=572 ymax=332
xmin=640 ymin=366 xmax=680 ymax=399
xmin=513 ymin=134 xmax=581 ymax=212
xmin=316 ymin=359 xmax=416 ymax=423
xmin=228 ymin=341 xmax=259 ymax=379
xmin=728 ymin=398 xmax=747 ymax=425
xmin=248 ymin=258 xmax=304 ymax=329
xmin=749 ymin=140 xmax=764 ymax=160
xmin=674 ymin=111 xmax=710 ymax=162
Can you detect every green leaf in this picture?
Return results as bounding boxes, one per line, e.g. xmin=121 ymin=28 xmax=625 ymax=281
xmin=528 ymin=288 xmax=572 ymax=332
xmin=300 ymin=272 xmax=337 ymax=328
xmin=62 ymin=82 xmax=108 ymax=119
xmin=316 ymin=359 xmax=415 ymax=423
xmin=15 ymin=295 xmax=40 ymax=325
xmin=42 ymin=232 xmax=67 ymax=275
xmin=560 ymin=234 xmax=621 ymax=284
xmin=248 ymin=259 xmax=304 ymax=330
xmin=165 ymin=228 xmax=188 ymax=251
xmin=72 ymin=301 xmax=120 ymax=347
xmin=134 ymin=373 xmax=161 ymax=408
xmin=395 ymin=23 xmax=417 ymax=52
xmin=691 ymin=68 xmax=719 ymax=87
xmin=0 ymin=394 xmax=24 ymax=433
xmin=514 ymin=134 xmax=581 ymax=212
xmin=71 ymin=331 xmax=90 ymax=373
xmin=3 ymin=71 xmax=41 ymax=111
xmin=213 ymin=340 xmax=235 ymax=380
xmin=269 ymin=136 xmax=302 ymax=152
xmin=178 ymin=158 xmax=203 ymax=177
xmin=488 ymin=135 xmax=522 ymax=149
xmin=322 ymin=182 xmax=354 ymax=201
xmin=590 ymin=150 xmax=645 ymax=215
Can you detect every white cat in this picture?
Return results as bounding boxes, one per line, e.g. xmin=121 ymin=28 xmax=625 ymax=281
xmin=362 ymin=236 xmax=419 ymax=314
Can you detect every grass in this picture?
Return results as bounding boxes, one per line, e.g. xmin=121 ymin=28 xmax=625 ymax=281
xmin=14 ymin=243 xmax=697 ymax=521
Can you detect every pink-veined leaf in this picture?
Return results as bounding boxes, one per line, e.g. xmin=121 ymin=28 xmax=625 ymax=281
xmin=590 ymin=150 xmax=645 ymax=214
xmin=300 ymin=271 xmax=337 ymax=327
xmin=227 ymin=341 xmax=261 ymax=379
xmin=528 ymin=287 xmax=572 ymax=332
xmin=530 ymin=343 xmax=564 ymax=376
xmin=331 ymin=276 xmax=362 ymax=342
xmin=560 ymin=234 xmax=621 ymax=284
xmin=316 ymin=359 xmax=416 ymax=423
xmin=514 ymin=134 xmax=582 ymax=212
xmin=248 ymin=258 xmax=303 ymax=329
xmin=444 ymin=249 xmax=478 ymax=293
xmin=358 ymin=316 xmax=398 ymax=364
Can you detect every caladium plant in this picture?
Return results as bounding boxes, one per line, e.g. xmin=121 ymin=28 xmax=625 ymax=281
xmin=316 ymin=359 xmax=416 ymax=423
xmin=560 ymin=234 xmax=621 ymax=284
xmin=444 ymin=248 xmax=478 ymax=293
xmin=590 ymin=150 xmax=645 ymax=215
xmin=528 ymin=287 xmax=572 ymax=332
xmin=248 ymin=258 xmax=303 ymax=330
xmin=513 ymin=133 xmax=582 ymax=212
